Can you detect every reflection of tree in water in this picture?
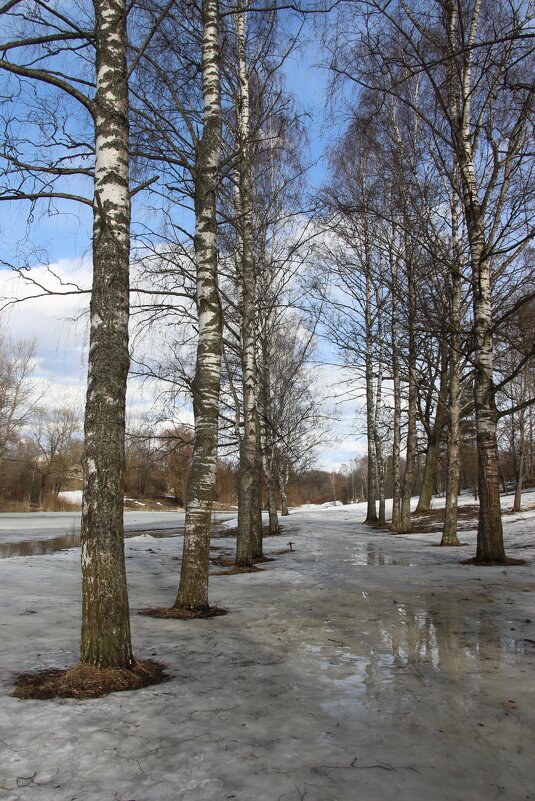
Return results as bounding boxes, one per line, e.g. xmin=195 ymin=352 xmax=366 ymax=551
xmin=0 ymin=535 xmax=80 ymax=559
xmin=361 ymin=595 xmax=503 ymax=723
xmin=477 ymin=612 xmax=531 ymax=663
xmin=366 ymin=543 xmax=411 ymax=566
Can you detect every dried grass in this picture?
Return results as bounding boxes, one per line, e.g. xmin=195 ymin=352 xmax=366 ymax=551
xmin=138 ymin=605 xmax=228 ymax=619
xmin=211 ymin=565 xmax=264 ymax=576
xmin=12 ymin=659 xmax=168 ymax=700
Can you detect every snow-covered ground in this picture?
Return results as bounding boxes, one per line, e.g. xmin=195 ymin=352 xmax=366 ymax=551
xmin=0 ymin=498 xmax=534 ymax=801
xmin=57 ymin=490 xmax=83 ymax=505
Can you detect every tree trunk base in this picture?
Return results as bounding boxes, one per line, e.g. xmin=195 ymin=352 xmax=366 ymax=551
xmin=438 ymin=540 xmax=467 ymax=547
xmin=461 ymin=556 xmax=526 ymax=566
xmin=365 ymin=519 xmax=382 ymax=529
xmin=11 ymin=659 xmax=167 ymax=700
xmin=138 ymin=605 xmax=227 ymax=619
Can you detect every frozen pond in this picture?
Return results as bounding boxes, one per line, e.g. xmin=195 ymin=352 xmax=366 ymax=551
xmin=0 ymin=511 xmax=235 ymax=558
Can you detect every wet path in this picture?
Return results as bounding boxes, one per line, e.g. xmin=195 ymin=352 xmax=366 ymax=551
xmin=0 ymin=509 xmax=534 ymax=800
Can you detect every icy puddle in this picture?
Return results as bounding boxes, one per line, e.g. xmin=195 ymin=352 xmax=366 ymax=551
xmin=0 ymin=528 xmax=184 ymax=558
xmin=350 ymin=542 xmax=416 ymax=566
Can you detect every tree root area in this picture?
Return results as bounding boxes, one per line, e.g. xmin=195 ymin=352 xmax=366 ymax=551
xmin=11 ymin=659 xmax=168 ymax=700
xmin=138 ymin=605 xmax=228 ymax=619
xmin=461 ymin=556 xmax=526 ymax=566
xmin=211 ymin=565 xmax=264 ymax=576
xmin=433 ymin=542 xmax=469 ymax=547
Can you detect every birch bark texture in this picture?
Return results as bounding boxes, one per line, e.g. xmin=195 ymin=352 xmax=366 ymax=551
xmin=441 ymin=196 xmax=463 ymax=546
xmin=80 ymin=0 xmax=133 ymax=668
xmin=234 ymin=0 xmax=261 ymax=568
xmin=175 ymin=0 xmax=222 ymax=610
xmin=390 ymin=244 xmax=402 ymax=532
xmin=445 ymin=0 xmax=506 ymax=561
xmin=399 ymin=237 xmax=417 ymax=534
xmin=416 ymin=347 xmax=449 ymax=513
xmin=364 ymin=216 xmax=378 ymax=524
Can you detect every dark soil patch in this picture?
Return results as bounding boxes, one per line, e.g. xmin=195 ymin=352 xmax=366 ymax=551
xmin=138 ymin=605 xmax=228 ymax=619
xmin=432 ymin=541 xmax=469 ymax=547
xmin=461 ymin=556 xmax=526 ymax=566
xmin=215 ymin=524 xmax=295 ymax=539
xmin=412 ymin=504 xmax=480 ymax=521
xmin=211 ymin=556 xmax=235 ymax=567
xmin=210 ymin=553 xmax=275 ymax=570
xmin=12 ymin=659 xmax=168 ymax=700
xmin=211 ymin=565 xmax=264 ymax=576
xmin=395 ymin=505 xmax=482 ymax=535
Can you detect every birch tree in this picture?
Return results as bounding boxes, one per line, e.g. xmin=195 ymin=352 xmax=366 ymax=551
xmin=329 ymin=0 xmax=535 ymax=562
xmin=233 ymin=0 xmax=262 ymax=568
xmin=128 ymin=0 xmax=224 ymax=614
xmin=0 ymin=1 xmax=169 ymax=692
xmin=173 ymin=0 xmax=223 ymax=612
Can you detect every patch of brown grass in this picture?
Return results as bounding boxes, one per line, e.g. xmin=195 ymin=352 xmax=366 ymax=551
xmin=395 ymin=504 xmax=482 ymax=535
xmin=138 ymin=605 xmax=228 ymax=619
xmin=211 ymin=565 xmax=264 ymax=576
xmin=211 ymin=556 xmax=235 ymax=567
xmin=12 ymin=659 xmax=168 ymax=700
xmin=45 ymin=497 xmax=81 ymax=512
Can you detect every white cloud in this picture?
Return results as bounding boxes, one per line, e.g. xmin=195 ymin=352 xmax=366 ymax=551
xmin=0 ymin=259 xmax=90 ymax=411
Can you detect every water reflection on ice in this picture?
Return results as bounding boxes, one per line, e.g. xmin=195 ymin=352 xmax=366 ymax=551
xmin=306 ymin=589 xmax=535 ymax=726
xmin=344 ymin=543 xmax=416 ymax=567
xmin=0 ymin=527 xmax=183 ymax=558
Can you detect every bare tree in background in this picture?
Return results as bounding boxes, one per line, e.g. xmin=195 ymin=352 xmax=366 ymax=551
xmin=31 ymin=404 xmax=80 ymax=504
xmin=0 ymin=333 xmax=38 ymax=459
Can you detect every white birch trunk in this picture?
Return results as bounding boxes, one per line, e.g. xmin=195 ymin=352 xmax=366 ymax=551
xmin=80 ymin=0 xmax=133 ymax=668
xmin=374 ymin=286 xmax=386 ymax=526
xmin=400 ymin=238 xmax=417 ymax=533
xmin=234 ymin=0 xmax=260 ymax=568
xmin=416 ymin=346 xmax=449 ymax=513
xmin=279 ymin=460 xmax=289 ymax=516
xmin=259 ymin=343 xmax=280 ymax=534
xmin=512 ymin=397 xmax=526 ymax=513
xmin=364 ymin=217 xmax=377 ymax=523
xmin=449 ymin=0 xmax=506 ymax=561
xmin=390 ymin=244 xmax=402 ymax=531
xmin=442 ymin=197 xmax=463 ymax=546
xmin=175 ymin=0 xmax=223 ymax=608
